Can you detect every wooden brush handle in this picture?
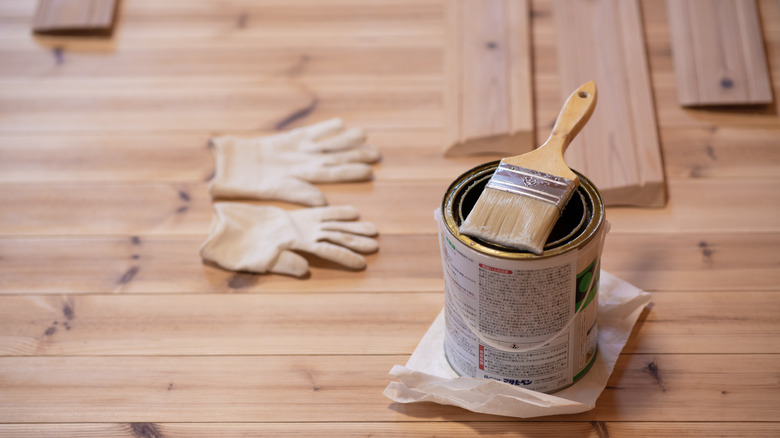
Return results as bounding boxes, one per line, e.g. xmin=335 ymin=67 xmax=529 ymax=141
xmin=501 ymin=81 xmax=596 ymax=179
xmin=543 ymin=80 xmax=597 ymax=155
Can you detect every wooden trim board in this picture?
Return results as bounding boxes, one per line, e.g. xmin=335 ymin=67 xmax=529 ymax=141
xmin=443 ymin=0 xmax=534 ymax=156
xmin=553 ymin=0 xmax=666 ymax=207
xmin=667 ymin=0 xmax=773 ymax=106
xmin=33 ymin=0 xmax=117 ymax=34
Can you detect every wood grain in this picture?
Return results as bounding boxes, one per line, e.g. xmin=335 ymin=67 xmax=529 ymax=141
xmin=0 ymin=235 xmax=446 ymax=294
xmin=0 ymin=293 xmax=442 ymax=356
xmin=1 ymin=0 xmax=779 ymax=433
xmin=1 ymin=422 xmax=778 ymax=438
xmin=659 ymin=127 xmax=780 ymax=179
xmin=0 ymin=291 xmax=777 ymax=356
xmin=32 ymin=0 xmax=116 ymax=33
xmin=443 ymin=0 xmax=534 ymax=156
xmin=1 ymin=180 xmax=779 ymax=236
xmin=0 ymin=130 xmax=485 ymax=183
xmin=667 ymin=0 xmax=773 ymax=106
xmin=1 ymin=354 xmax=778 ymax=422
xmin=0 ymin=80 xmax=442 ymax=132
xmin=2 ymin=126 xmax=777 ymax=183
xmin=553 ymin=0 xmax=666 ymax=207
xmin=1 ymin=231 xmax=778 ymax=294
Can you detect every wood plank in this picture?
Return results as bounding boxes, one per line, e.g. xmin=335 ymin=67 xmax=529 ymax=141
xmin=651 ymin=77 xmax=780 ymax=129
xmin=0 ymin=181 xmax=453 ymax=236
xmin=667 ymin=0 xmax=773 ymax=106
xmin=0 ymin=235 xmax=445 ymax=294
xmin=603 ymin=179 xmax=780 ymax=234
xmin=601 ymin=232 xmax=780 ymax=292
xmin=1 ymin=179 xmax=779 ymax=236
xmin=609 ymin=2 xmax=780 ymax=118
xmin=576 ymin=354 xmax=780 ymax=422
xmin=443 ymin=0 xmax=534 ymax=156
xmin=605 ymin=423 xmax=780 ymax=438
xmin=0 ymin=133 xmax=214 ymax=183
xmin=0 ymin=293 xmax=442 ymax=356
xmin=0 ymin=130 xmax=485 ymax=183
xmin=0 ymin=291 xmax=777 ymax=356
xmin=535 ymin=0 xmax=780 ymax=128
xmin=2 ymin=125 xmax=776 ymax=183
xmin=0 ymin=423 xmax=600 ymax=438
xmin=659 ymin=127 xmax=780 ymax=179
xmin=0 ymin=81 xmax=442 ymax=132
xmin=5 ymin=0 xmax=444 ymax=39
xmin=1 ymin=422 xmax=778 ymax=437
xmin=553 ymin=0 xmax=666 ymax=207
xmin=640 ymin=0 xmax=780 ymax=127
xmin=622 ymin=291 xmax=780 ymax=354
xmin=32 ymin=0 xmax=116 ymax=34
xmin=1 ymin=232 xmax=778 ymax=295
xmin=0 ymin=183 xmax=215 ymax=236
xmin=0 ymin=354 xmax=778 ymax=422
xmin=534 ymin=73 xmax=780 ymax=131
xmin=5 ymin=30 xmax=443 ymax=50
xmin=0 ymin=42 xmax=442 ymax=78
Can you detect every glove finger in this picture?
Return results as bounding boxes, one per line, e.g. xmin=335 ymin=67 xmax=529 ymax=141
xmin=296 ymin=118 xmax=344 ymax=140
xmin=268 ymin=250 xmax=310 ymax=277
xmin=290 ymin=205 xmax=360 ymax=225
xmin=318 ymin=230 xmax=378 ymax=253
xmin=321 ymin=145 xmax=381 ymax=165
xmin=267 ymin=177 xmax=328 ymax=206
xmin=296 ymin=163 xmax=373 ymax=183
xmin=321 ymin=220 xmax=378 ymax=237
xmin=304 ymin=127 xmax=366 ymax=153
xmin=306 ymin=241 xmax=367 ymax=270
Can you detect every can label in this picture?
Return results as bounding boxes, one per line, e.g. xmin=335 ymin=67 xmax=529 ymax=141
xmin=437 ymin=209 xmax=602 ymax=393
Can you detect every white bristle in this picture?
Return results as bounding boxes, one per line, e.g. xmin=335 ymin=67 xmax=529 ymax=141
xmin=459 ymin=187 xmax=561 ymax=254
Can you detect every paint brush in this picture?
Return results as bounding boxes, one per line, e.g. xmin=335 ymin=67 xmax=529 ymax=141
xmin=459 ymin=81 xmax=597 ymax=254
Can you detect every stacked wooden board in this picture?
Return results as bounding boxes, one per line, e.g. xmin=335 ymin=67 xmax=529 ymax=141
xmin=446 ymin=0 xmax=667 ymax=206
xmin=32 ymin=0 xmax=116 ymax=34
xmin=443 ymin=0 xmax=534 ymax=156
xmin=553 ymin=0 xmax=666 ymax=207
xmin=667 ymin=0 xmax=773 ymax=106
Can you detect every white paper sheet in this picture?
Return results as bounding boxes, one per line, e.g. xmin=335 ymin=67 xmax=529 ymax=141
xmin=383 ymin=270 xmax=652 ymax=418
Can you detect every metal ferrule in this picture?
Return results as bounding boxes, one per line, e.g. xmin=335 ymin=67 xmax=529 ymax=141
xmin=486 ymin=163 xmax=576 ymax=210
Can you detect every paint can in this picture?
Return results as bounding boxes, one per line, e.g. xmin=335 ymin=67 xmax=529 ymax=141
xmin=437 ymin=161 xmax=607 ymax=393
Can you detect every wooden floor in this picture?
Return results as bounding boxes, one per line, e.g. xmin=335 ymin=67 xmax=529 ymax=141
xmin=1 ymin=0 xmax=779 ymax=436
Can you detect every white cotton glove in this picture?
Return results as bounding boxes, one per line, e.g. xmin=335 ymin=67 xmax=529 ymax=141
xmin=208 ymin=118 xmax=381 ymax=206
xmin=200 ymin=202 xmax=379 ymax=277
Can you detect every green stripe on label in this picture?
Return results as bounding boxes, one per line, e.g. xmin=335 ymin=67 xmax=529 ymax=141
xmin=445 ymin=235 xmax=456 ymax=251
xmin=581 ymin=268 xmax=599 ymax=310
xmin=575 ymin=258 xmax=599 ymax=312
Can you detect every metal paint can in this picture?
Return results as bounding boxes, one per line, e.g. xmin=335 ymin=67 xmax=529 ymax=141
xmin=437 ymin=161 xmax=607 ymax=393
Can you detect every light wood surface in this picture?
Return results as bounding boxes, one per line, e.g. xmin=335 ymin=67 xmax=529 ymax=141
xmin=1 ymin=0 xmax=779 ymax=436
xmin=443 ymin=0 xmax=534 ymax=156
xmin=667 ymin=0 xmax=773 ymax=106
xmin=554 ymin=0 xmax=667 ymax=207
xmin=32 ymin=0 xmax=116 ymax=33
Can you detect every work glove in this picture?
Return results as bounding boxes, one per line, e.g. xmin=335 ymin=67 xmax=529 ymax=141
xmin=200 ymin=202 xmax=379 ymax=277
xmin=208 ymin=118 xmax=380 ymax=206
